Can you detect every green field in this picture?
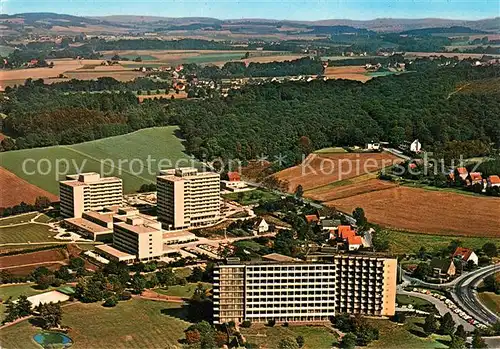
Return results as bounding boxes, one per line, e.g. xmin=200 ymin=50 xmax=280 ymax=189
xmin=32 ymin=214 xmax=54 ymax=224
xmin=241 ymin=325 xmax=338 ymax=349
xmin=0 ymin=299 xmax=190 ymax=349
xmin=366 ymin=318 xmax=447 ymax=349
xmin=0 ymin=45 xmax=14 ymax=56
xmin=0 ymin=213 xmax=38 ymax=227
xmin=386 ymin=230 xmax=500 ymax=254
xmin=155 ymin=282 xmax=212 ymax=298
xmin=183 ymin=53 xmax=246 ymax=64
xmin=0 ymin=126 xmax=195 ymax=194
xmin=0 ymin=224 xmax=58 ymax=244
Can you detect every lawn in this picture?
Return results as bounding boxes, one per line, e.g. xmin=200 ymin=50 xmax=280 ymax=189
xmin=0 ymin=126 xmax=196 ymax=194
xmin=478 ymin=292 xmax=500 ymax=315
xmin=0 ymin=213 xmax=38 ymax=226
xmin=0 ymin=299 xmax=191 ymax=349
xmin=0 ymin=223 xmax=59 ymax=244
xmin=365 ymin=318 xmax=448 ymax=349
xmin=385 ymin=230 xmax=500 ymax=254
xmin=240 ymin=324 xmax=338 ymax=349
xmin=32 ymin=214 xmax=54 ymax=224
xmin=396 ymin=294 xmax=433 ymax=308
xmin=155 ymin=282 xmax=212 ymax=298
xmin=223 ymin=189 xmax=280 ymax=205
xmin=0 ymin=284 xmax=65 ymax=322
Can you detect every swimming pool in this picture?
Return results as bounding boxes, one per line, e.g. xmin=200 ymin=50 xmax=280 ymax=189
xmin=33 ymin=331 xmax=73 ymax=348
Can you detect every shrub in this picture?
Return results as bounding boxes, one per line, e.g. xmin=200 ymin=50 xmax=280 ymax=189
xmin=267 ymin=319 xmax=276 ymax=327
xmin=283 ymin=321 xmax=289 ymax=327
xmin=103 ymin=296 xmax=118 ymax=307
xmin=119 ymin=291 xmax=132 ymax=301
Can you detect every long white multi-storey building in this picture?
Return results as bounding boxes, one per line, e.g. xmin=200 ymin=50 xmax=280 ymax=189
xmin=213 ymin=255 xmax=397 ymax=324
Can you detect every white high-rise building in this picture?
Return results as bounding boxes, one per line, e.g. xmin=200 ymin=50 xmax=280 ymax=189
xmin=156 ymin=167 xmax=220 ymax=230
xmin=59 ymin=173 xmax=123 ymax=218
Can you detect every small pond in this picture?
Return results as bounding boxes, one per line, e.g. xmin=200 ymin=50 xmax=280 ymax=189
xmin=33 ymin=332 xmax=73 ymax=348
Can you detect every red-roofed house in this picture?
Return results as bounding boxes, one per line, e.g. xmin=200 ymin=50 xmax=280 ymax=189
xmin=305 ymin=214 xmax=319 ymax=224
xmin=227 ymin=172 xmax=241 ymax=182
xmin=452 ymin=247 xmax=478 ymax=265
xmin=456 ymin=167 xmax=468 ymax=181
xmin=487 ymin=175 xmax=500 ymax=188
xmin=467 ymin=172 xmax=483 ymax=186
xmin=338 ymin=225 xmax=355 ymax=239
xmin=347 ymin=235 xmax=363 ymax=251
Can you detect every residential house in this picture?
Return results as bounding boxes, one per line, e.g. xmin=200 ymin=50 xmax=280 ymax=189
xmin=467 ymin=172 xmax=483 ymax=186
xmin=456 ymin=167 xmax=469 ymax=181
xmin=305 ymin=214 xmax=319 ymax=224
xmin=321 ymin=219 xmax=341 ymax=231
xmin=347 ymin=235 xmax=363 ymax=251
xmin=410 ymin=139 xmax=422 ymax=153
xmin=253 ymin=218 xmax=269 ymax=233
xmin=487 ymin=175 xmax=500 ymax=188
xmin=430 ymin=258 xmax=456 ymax=281
xmin=365 ymin=142 xmax=381 ymax=151
xmin=452 ymin=247 xmax=478 ymax=265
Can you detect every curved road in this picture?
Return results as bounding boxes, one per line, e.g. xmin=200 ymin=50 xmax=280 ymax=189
xmin=452 ymin=264 xmax=500 ymax=325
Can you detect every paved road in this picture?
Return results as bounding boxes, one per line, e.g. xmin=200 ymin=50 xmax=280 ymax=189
xmin=452 ymin=264 xmax=500 ymax=325
xmin=397 ymin=290 xmax=474 ymax=331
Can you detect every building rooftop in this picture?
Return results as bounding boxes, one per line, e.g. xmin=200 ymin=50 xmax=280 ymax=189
xmin=83 ymin=211 xmax=115 ymax=224
xmin=96 ymin=244 xmax=136 ymax=259
xmin=262 ymin=253 xmax=301 ymax=262
xmin=488 ymin=175 xmax=500 ymax=184
xmin=114 ymin=220 xmax=160 ymax=235
xmin=452 ymin=247 xmax=474 ymax=261
xmin=162 ymin=231 xmax=196 ymax=239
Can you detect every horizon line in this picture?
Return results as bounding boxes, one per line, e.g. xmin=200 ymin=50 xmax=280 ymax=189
xmin=4 ymin=12 xmax=499 ymax=23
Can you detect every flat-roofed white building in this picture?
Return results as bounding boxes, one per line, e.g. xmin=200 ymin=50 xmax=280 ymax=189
xmin=59 ymin=173 xmax=123 ymax=218
xmin=213 ymin=254 xmax=397 ymax=324
xmin=157 ymin=167 xmax=220 ymax=230
xmin=162 ymin=231 xmax=197 ymax=245
xmin=113 ymin=215 xmax=163 ymax=261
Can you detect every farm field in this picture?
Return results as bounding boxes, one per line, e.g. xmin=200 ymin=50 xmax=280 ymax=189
xmin=0 ymin=126 xmax=195 ymax=194
xmin=240 ymin=324 xmax=338 ymax=349
xmin=305 ymin=178 xmax=397 ymax=202
xmin=0 ymin=167 xmax=59 ymax=207
xmin=0 ymin=248 xmax=67 ymax=269
xmin=275 ymin=152 xmax=401 ymax=192
xmin=385 ymin=230 xmax=500 ymax=254
xmin=0 ymin=299 xmax=190 ymax=349
xmin=326 ymin=186 xmax=500 ymax=237
xmin=0 ymin=59 xmax=145 ymax=89
xmin=324 ymin=66 xmax=372 ymax=82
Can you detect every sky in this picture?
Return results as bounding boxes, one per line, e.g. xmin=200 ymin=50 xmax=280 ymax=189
xmin=2 ymin=0 xmax=499 ymax=21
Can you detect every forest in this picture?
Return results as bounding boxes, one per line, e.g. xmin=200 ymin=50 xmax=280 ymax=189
xmin=1 ymin=64 xmax=499 ymax=165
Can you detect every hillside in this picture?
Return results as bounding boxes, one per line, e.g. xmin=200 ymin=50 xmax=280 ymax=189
xmin=0 ymin=126 xmax=194 ymax=194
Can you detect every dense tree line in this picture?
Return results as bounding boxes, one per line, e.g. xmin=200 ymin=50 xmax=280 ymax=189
xmin=170 ymin=65 xmax=500 ymax=165
xmin=182 ymin=57 xmax=324 ymax=79
xmin=2 ymin=64 xmax=499 ymax=156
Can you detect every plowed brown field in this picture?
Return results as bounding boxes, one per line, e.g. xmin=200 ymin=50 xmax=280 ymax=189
xmin=326 ymin=186 xmax=500 ymax=237
xmin=0 ymin=167 xmax=59 ymax=207
xmin=0 ymin=248 xmax=67 ymax=268
xmin=305 ymin=178 xmax=398 ymax=202
xmin=275 ymin=152 xmax=401 ymax=192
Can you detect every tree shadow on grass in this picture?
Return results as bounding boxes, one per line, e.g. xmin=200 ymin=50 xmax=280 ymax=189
xmin=160 ymin=305 xmax=190 ymax=322
xmin=436 ymin=338 xmax=452 ymax=347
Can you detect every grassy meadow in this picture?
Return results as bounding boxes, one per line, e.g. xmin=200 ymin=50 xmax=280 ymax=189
xmin=0 ymin=299 xmax=190 ymax=349
xmin=386 ymin=230 xmax=500 ymax=254
xmin=0 ymin=224 xmax=58 ymax=244
xmin=0 ymin=126 xmax=196 ymax=194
